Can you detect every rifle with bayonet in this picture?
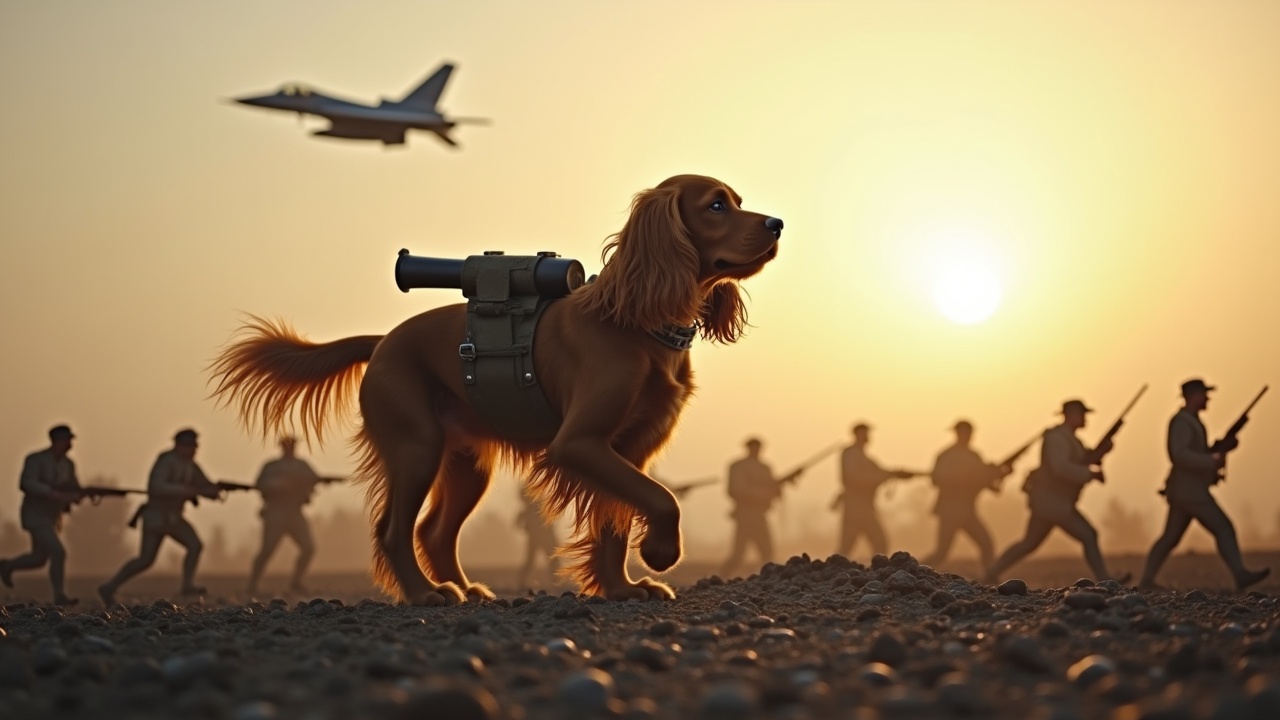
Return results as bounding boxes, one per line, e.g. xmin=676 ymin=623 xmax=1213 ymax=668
xmin=1084 ymin=384 xmax=1149 ymax=472
xmin=1210 ymin=385 xmax=1268 ymax=484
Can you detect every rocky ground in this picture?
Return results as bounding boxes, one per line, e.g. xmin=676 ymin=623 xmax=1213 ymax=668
xmin=2 ymin=553 xmax=1280 ymax=720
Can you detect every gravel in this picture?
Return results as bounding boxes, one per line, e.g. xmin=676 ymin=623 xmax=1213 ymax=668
xmin=1 ymin=552 xmax=1278 ymax=719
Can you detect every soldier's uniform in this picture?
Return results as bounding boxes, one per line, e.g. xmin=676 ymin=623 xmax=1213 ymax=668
xmin=99 ymin=429 xmax=218 ymax=604
xmin=835 ymin=442 xmax=894 ymax=557
xmin=515 ymin=489 xmax=560 ymax=588
xmin=720 ymin=440 xmax=782 ymax=577
xmin=1140 ymin=380 xmax=1269 ymax=590
xmin=922 ymin=432 xmax=1004 ymax=568
xmin=248 ymin=450 xmax=321 ymax=594
xmin=0 ymin=425 xmax=81 ymax=604
xmin=987 ymin=402 xmax=1126 ymax=583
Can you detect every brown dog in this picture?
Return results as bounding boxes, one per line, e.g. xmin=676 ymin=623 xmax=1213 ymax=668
xmin=210 ymin=175 xmax=783 ymax=604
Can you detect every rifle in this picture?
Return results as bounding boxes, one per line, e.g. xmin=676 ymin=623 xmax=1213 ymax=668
xmin=778 ymin=442 xmax=843 ymax=485
xmin=74 ymin=485 xmax=147 ymax=506
xmin=189 ymin=480 xmax=258 ymax=508
xmin=1210 ymin=385 xmax=1268 ymax=484
xmin=666 ymin=478 xmax=718 ymax=498
xmin=1086 ymin=384 xmax=1148 ymax=465
xmin=990 ymin=432 xmax=1044 ymax=490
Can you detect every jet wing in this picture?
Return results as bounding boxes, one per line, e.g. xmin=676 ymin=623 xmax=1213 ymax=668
xmin=312 ymin=121 xmax=406 ymax=145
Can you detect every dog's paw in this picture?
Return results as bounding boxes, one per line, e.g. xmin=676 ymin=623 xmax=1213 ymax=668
xmin=639 ymin=530 xmax=682 ymax=573
xmin=600 ymin=576 xmax=676 ymax=602
xmin=463 ymin=582 xmax=496 ymax=602
xmin=407 ymin=581 xmax=467 ymax=607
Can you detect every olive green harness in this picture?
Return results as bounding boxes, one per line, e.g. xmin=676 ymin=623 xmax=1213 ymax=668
xmin=458 ymin=254 xmax=567 ymax=441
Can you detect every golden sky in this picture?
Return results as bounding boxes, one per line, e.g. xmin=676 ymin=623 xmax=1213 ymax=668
xmin=2 ymin=1 xmax=1278 ymax=564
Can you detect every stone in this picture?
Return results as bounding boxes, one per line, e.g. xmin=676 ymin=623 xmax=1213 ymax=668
xmin=998 ymin=579 xmax=1029 ymax=596
xmin=404 ymin=682 xmax=500 ymax=720
xmin=1064 ymin=592 xmax=1106 ymax=611
xmin=1003 ymin=636 xmax=1051 ymax=673
xmin=868 ymin=633 xmax=907 ymax=667
xmin=558 ymin=668 xmax=616 ymax=714
xmin=858 ymin=662 xmax=899 ymax=687
xmin=1066 ymin=654 xmax=1116 ymax=689
xmin=700 ymin=682 xmax=758 ymax=719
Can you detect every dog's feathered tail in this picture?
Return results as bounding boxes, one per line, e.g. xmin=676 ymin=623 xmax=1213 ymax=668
xmin=208 ymin=314 xmax=380 ymax=444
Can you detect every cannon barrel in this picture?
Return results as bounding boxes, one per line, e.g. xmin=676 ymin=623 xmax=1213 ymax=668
xmin=395 ymin=249 xmax=586 ymax=298
xmin=395 ymin=252 xmax=465 ymax=292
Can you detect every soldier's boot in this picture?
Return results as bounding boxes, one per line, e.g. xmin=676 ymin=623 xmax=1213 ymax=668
xmin=1236 ymin=567 xmax=1270 ymax=591
xmin=53 ymin=594 xmax=78 ymax=607
xmin=180 ymin=584 xmax=207 ymax=597
xmin=97 ymin=583 xmax=117 ymax=606
xmin=0 ymin=559 xmax=12 ymax=588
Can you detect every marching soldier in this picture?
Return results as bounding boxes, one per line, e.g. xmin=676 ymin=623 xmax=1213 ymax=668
xmin=986 ymin=400 xmax=1130 ymax=584
xmin=248 ymin=436 xmax=340 ymax=595
xmin=98 ymin=428 xmax=221 ymax=605
xmin=833 ymin=423 xmax=917 ymax=559
xmin=515 ymin=485 xmax=560 ymax=588
xmin=720 ymin=437 xmax=802 ymax=578
xmin=1139 ymin=379 xmax=1270 ymax=590
xmin=0 ymin=425 xmax=83 ymax=605
xmin=922 ymin=420 xmax=1012 ymax=570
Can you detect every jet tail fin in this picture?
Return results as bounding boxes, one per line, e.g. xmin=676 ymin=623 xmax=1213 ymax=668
xmin=394 ymin=63 xmax=454 ymax=111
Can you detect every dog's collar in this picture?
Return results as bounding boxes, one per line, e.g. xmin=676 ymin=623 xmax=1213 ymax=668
xmin=650 ymin=323 xmax=698 ymax=351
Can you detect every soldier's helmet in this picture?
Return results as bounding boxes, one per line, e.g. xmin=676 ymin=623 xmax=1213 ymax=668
xmin=48 ymin=425 xmax=75 ymax=441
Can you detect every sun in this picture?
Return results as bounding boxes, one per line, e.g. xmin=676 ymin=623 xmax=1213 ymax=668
xmin=929 ymin=251 xmax=1003 ymax=325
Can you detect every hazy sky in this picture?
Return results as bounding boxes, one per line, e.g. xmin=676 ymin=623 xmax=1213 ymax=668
xmin=2 ymin=1 xmax=1278 ymax=566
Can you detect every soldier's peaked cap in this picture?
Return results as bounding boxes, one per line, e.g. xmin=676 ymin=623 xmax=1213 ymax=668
xmin=1058 ymin=399 xmax=1094 ymax=415
xmin=173 ymin=428 xmax=199 ymax=444
xmin=48 ymin=424 xmax=75 ymax=440
xmin=744 ymin=437 xmax=762 ymax=448
xmin=852 ymin=422 xmax=871 ymax=433
xmin=1181 ymin=378 xmax=1216 ymax=397
xmin=952 ymin=419 xmax=973 ymax=431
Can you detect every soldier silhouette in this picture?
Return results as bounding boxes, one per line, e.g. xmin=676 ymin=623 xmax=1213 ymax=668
xmin=248 ymin=436 xmax=342 ymax=595
xmin=99 ymin=429 xmax=221 ymax=605
xmin=986 ymin=400 xmax=1130 ymax=584
xmin=1139 ymin=379 xmax=1270 ymax=590
xmin=922 ymin=420 xmax=1011 ymax=570
xmin=515 ymin=484 xmax=561 ymax=588
xmin=720 ymin=437 xmax=801 ymax=578
xmin=832 ymin=423 xmax=917 ymax=559
xmin=1 ymin=425 xmax=83 ymax=605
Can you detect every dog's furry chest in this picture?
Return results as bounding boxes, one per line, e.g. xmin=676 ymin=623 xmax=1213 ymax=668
xmin=620 ymin=359 xmax=695 ymax=443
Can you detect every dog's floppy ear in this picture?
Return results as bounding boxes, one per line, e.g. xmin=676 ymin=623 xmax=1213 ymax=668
xmin=700 ymin=281 xmax=747 ymax=343
xmin=587 ymin=185 xmax=702 ymax=330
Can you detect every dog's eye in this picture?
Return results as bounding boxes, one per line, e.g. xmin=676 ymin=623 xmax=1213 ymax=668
xmin=709 ymin=200 xmax=725 ymax=213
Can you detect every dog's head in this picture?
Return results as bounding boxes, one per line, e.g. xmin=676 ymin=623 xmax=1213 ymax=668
xmin=593 ymin=175 xmax=783 ymax=344
xmin=656 ymin=174 xmax=782 ymax=283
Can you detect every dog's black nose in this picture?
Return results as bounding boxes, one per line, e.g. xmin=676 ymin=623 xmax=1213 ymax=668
xmin=764 ymin=216 xmax=783 ymax=238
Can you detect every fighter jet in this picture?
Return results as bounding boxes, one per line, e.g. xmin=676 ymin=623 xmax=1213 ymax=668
xmin=232 ymin=62 xmax=487 ymax=148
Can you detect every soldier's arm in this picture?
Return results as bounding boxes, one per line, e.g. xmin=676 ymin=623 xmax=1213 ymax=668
xmin=19 ymin=455 xmax=56 ymax=497
xmin=1044 ymin=432 xmax=1093 ymax=486
xmin=1168 ymin=417 xmax=1218 ymax=474
xmin=192 ymin=464 xmax=221 ymax=494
